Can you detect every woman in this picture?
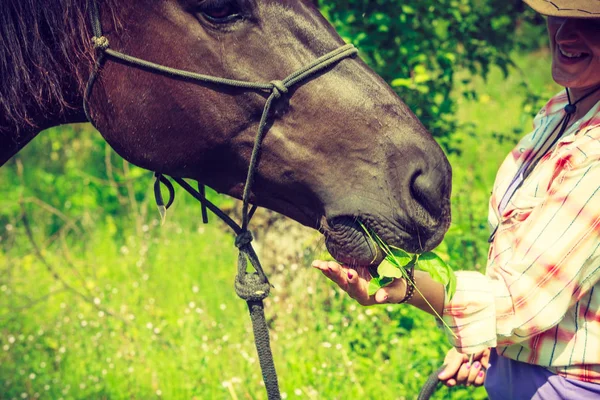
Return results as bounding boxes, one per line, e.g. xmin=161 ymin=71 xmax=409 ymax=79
xmin=312 ymin=1 xmax=600 ymax=398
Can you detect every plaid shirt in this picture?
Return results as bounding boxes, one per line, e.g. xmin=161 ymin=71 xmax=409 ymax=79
xmin=442 ymin=91 xmax=600 ymax=383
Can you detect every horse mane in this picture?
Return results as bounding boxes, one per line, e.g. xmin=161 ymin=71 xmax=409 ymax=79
xmin=0 ymin=0 xmax=117 ymax=135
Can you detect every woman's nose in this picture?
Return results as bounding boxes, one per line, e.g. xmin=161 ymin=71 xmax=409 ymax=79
xmin=555 ymin=18 xmax=582 ymax=43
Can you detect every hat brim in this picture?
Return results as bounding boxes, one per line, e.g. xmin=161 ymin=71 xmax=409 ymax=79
xmin=523 ymin=0 xmax=600 ymax=18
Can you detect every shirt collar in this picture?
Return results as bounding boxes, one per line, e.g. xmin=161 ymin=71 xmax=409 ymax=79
xmin=537 ymin=90 xmax=600 ymax=130
xmin=539 ymin=90 xmax=569 ymax=116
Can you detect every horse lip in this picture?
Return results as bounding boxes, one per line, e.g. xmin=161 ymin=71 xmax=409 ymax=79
xmin=321 ymin=213 xmax=445 ymax=265
xmin=321 ymin=215 xmax=386 ymax=267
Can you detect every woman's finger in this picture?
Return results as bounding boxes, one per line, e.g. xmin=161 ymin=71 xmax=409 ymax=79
xmin=312 ymin=260 xmax=333 ymax=279
xmin=466 ymin=361 xmax=482 ymax=386
xmin=455 ymin=362 xmax=470 ymax=384
xmin=375 ymin=278 xmax=407 ymax=304
xmin=444 ymin=378 xmax=457 ymax=387
xmin=313 ymin=260 xmax=344 ymax=286
xmin=481 ymin=348 xmax=491 ymax=369
xmin=327 ymin=261 xmax=349 ymax=291
xmin=474 ymin=368 xmax=485 ymax=387
xmin=312 ymin=260 xmax=333 ymax=275
xmin=346 ymin=268 xmax=371 ymax=305
xmin=438 ymin=349 xmax=467 ymax=381
xmin=313 ymin=261 xmax=370 ymax=303
xmin=374 ymin=288 xmax=388 ymax=303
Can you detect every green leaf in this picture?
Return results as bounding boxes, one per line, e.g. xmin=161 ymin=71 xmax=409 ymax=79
xmin=447 ymin=271 xmax=457 ymax=301
xmin=377 ymin=259 xmax=403 ymax=278
xmin=416 ymin=252 xmax=456 ymax=300
xmin=368 ymin=278 xmax=382 ymax=296
xmin=367 ymin=276 xmax=394 ymax=296
xmin=379 ymin=277 xmax=394 ymax=287
xmin=391 ymin=77 xmax=412 ymax=88
xmin=387 ymin=247 xmax=413 ymax=267
xmin=401 ymin=5 xmax=415 ymax=14
xmin=417 ymin=252 xmax=449 ymax=283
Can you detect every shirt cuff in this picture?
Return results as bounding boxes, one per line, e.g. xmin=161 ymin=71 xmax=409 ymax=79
xmin=441 ymin=271 xmax=498 ymax=353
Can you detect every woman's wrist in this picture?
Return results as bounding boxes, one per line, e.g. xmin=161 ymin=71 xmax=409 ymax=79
xmin=398 ymin=265 xmax=416 ymax=304
xmin=403 ymin=270 xmax=446 ymax=317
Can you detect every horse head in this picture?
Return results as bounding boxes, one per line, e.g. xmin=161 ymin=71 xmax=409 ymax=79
xmin=2 ymin=0 xmax=452 ymax=267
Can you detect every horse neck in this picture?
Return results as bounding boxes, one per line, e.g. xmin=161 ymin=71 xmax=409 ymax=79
xmin=0 ymin=0 xmax=92 ymax=167
xmin=0 ymin=100 xmax=87 ymax=167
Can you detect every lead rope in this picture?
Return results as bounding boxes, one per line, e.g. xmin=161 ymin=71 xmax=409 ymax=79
xmin=417 ymin=366 xmax=446 ymax=400
xmin=83 ymin=2 xmax=357 ymax=398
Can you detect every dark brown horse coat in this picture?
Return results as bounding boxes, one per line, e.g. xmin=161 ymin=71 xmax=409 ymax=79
xmin=0 ymin=0 xmax=452 ymax=266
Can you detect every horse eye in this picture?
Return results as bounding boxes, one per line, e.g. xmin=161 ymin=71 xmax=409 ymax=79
xmin=200 ymin=1 xmax=241 ymax=23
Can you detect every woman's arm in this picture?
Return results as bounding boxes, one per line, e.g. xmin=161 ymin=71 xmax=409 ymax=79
xmin=408 ymin=270 xmax=446 ymax=316
xmin=311 ymin=260 xmax=445 ymax=316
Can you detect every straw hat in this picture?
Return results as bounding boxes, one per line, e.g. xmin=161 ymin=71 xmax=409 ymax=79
xmin=523 ymin=0 xmax=600 ymax=18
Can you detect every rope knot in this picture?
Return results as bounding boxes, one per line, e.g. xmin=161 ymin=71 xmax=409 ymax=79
xmin=92 ymin=36 xmax=110 ymax=50
xmin=235 ymin=272 xmax=270 ymax=302
xmin=564 ymin=104 xmax=577 ymax=115
xmin=270 ymin=80 xmax=288 ymax=99
xmin=235 ymin=230 xmax=254 ymax=249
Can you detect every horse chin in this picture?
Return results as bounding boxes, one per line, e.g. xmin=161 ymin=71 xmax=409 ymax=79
xmin=322 ymin=216 xmax=384 ymax=267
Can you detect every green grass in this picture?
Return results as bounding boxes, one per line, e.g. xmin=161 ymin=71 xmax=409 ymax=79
xmin=0 ymin=50 xmax=557 ymax=400
xmin=1 ymin=212 xmax=462 ymax=399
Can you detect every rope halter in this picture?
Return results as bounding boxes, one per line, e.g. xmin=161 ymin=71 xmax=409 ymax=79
xmin=84 ymin=1 xmax=359 ymax=398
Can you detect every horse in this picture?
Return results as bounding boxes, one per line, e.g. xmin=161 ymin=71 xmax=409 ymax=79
xmin=0 ymin=0 xmax=452 ymax=267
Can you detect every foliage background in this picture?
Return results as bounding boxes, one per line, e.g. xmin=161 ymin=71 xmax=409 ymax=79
xmin=320 ymin=0 xmax=549 ymax=151
xmin=1 ymin=1 xmax=560 ymax=399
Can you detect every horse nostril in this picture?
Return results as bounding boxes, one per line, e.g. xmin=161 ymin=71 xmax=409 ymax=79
xmin=410 ymin=169 xmax=445 ymax=218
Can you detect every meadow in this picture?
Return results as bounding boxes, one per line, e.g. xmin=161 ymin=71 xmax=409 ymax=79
xmin=0 ymin=49 xmax=559 ymax=400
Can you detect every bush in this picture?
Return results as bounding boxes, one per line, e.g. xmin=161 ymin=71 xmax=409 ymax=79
xmin=320 ymin=0 xmax=548 ymax=152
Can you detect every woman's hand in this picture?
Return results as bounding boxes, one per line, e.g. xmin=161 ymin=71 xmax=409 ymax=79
xmin=311 ymin=260 xmax=407 ymax=305
xmin=437 ymin=347 xmax=491 ymax=387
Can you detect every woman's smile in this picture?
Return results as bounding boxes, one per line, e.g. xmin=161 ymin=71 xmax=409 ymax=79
xmin=557 ymin=46 xmax=589 ymax=60
xmin=549 ymin=17 xmax=600 ymax=89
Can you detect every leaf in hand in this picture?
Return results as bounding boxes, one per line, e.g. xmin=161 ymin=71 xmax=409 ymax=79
xmin=377 ymin=259 xmax=403 ymax=278
xmin=388 ymin=247 xmax=413 ymax=267
xmin=367 ymin=276 xmax=395 ymax=296
xmin=368 ymin=278 xmax=382 ymax=296
xmin=379 ymin=277 xmax=394 ymax=287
